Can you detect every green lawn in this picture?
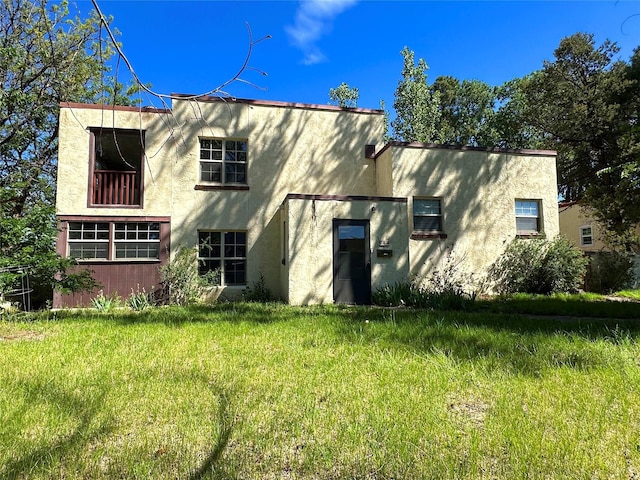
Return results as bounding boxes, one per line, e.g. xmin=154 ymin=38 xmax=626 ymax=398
xmin=2 ymin=303 xmax=640 ymax=479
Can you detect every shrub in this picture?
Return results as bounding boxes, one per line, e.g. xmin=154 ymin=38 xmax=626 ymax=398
xmin=127 ymin=286 xmax=151 ymax=311
xmin=584 ymin=251 xmax=634 ymax=294
xmin=373 ymin=250 xmax=477 ymax=310
xmin=372 ymin=280 xmax=427 ymax=308
xmin=91 ymin=290 xmax=122 ymax=311
xmin=243 ymin=272 xmax=273 ymax=302
xmin=159 ymin=246 xmax=218 ymax=306
xmin=489 ymin=236 xmax=588 ymax=295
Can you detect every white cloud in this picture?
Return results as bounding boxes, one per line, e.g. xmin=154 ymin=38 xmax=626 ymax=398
xmin=286 ymin=0 xmax=358 ymax=65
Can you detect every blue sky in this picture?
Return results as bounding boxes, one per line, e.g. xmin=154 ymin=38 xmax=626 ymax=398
xmin=75 ymin=1 xmax=640 ymax=110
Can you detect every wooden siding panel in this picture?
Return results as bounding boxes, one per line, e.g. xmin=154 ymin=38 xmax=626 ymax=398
xmin=56 ymin=262 xmax=163 ymax=307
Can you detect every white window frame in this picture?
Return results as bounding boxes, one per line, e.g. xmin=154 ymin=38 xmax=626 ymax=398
xmin=199 ymin=138 xmax=247 ymax=184
xmin=515 ymin=199 xmax=542 ymax=236
xmin=197 ymin=230 xmax=247 ymax=286
xmin=68 ymin=222 xmax=110 ymax=260
xmin=68 ymin=221 xmax=160 ymax=261
xmin=113 ymin=223 xmax=161 ymax=259
xmin=580 ymin=225 xmax=594 ymax=246
xmin=413 ymin=198 xmax=443 ymax=232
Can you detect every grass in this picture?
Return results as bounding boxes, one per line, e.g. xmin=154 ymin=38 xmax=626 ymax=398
xmin=1 ymin=301 xmax=640 ymax=479
xmin=476 ymin=291 xmax=640 ymax=319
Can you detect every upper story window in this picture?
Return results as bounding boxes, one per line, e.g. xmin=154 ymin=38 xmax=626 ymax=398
xmin=90 ymin=129 xmax=144 ymax=207
xmin=580 ymin=225 xmax=594 ymax=246
xmin=199 ymin=139 xmax=247 ymax=184
xmin=515 ymin=199 xmax=542 ymax=236
xmin=68 ymin=221 xmax=160 ymax=261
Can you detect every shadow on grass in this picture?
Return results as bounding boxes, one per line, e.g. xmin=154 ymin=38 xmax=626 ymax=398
xmin=49 ymin=300 xmax=640 ymax=377
xmin=331 ymin=307 xmax=640 ymax=376
xmin=475 ymin=295 xmax=640 ymax=320
xmin=0 ymin=380 xmax=113 ymax=479
xmin=187 ymin=387 xmax=236 ymax=480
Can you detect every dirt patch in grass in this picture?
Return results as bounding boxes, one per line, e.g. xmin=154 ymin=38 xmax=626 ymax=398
xmin=0 ymin=331 xmax=46 ymax=342
xmin=448 ymin=396 xmax=490 ymax=427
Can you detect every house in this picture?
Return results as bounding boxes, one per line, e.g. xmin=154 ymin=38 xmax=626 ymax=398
xmin=558 ymin=201 xmax=640 ymax=287
xmin=558 ymin=202 xmax=608 ymax=252
xmin=53 ymin=96 xmax=559 ymax=308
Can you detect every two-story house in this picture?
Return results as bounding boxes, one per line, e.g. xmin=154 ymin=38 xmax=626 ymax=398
xmin=53 ymin=96 xmax=559 ymax=307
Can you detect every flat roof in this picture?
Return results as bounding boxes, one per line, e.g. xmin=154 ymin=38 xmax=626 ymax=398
xmin=376 ymin=141 xmax=557 ymax=157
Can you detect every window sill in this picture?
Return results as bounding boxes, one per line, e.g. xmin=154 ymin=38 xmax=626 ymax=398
xmin=516 ymin=233 xmax=545 ymax=239
xmin=195 ymin=184 xmax=249 ymax=191
xmin=88 ymin=204 xmax=142 ymax=209
xmin=75 ymin=259 xmax=161 ymax=263
xmin=410 ymin=232 xmax=447 ymax=240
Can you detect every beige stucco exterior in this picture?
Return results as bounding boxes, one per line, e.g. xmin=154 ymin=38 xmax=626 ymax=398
xmin=558 ymin=202 xmax=609 ymax=252
xmin=558 ymin=202 xmax=640 ymax=288
xmin=56 ymin=105 xmax=175 ymax=217
xmin=55 ymin=97 xmax=559 ymax=306
xmin=376 ymin=144 xmax=559 ymax=285
xmin=281 ymin=195 xmax=410 ymax=304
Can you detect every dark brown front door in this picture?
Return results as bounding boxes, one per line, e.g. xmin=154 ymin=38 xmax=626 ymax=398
xmin=333 ymin=219 xmax=371 ymax=305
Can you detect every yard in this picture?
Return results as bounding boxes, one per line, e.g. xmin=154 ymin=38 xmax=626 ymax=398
xmin=2 ymin=299 xmax=640 ymax=479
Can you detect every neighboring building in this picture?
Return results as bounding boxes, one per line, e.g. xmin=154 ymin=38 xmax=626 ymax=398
xmin=558 ymin=201 xmax=640 ymax=287
xmin=54 ymin=96 xmax=559 ymax=307
xmin=558 ymin=202 xmax=608 ymax=252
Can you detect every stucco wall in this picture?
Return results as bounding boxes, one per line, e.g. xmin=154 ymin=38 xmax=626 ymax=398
xmin=56 ymin=106 xmax=175 ymax=217
xmin=168 ymin=99 xmax=384 ymax=299
xmin=558 ymin=203 xmax=608 ymax=252
xmin=388 ymin=145 xmax=559 ymax=288
xmin=283 ymin=196 xmax=409 ymax=305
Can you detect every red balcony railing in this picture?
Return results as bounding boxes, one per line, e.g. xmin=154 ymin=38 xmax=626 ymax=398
xmin=93 ymin=170 xmax=140 ymax=206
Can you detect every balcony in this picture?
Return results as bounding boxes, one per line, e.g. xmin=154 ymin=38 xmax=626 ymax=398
xmin=92 ymin=170 xmax=141 ymax=206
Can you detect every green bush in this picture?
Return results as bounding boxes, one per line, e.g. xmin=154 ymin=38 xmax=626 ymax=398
xmin=159 ymin=246 xmax=218 ymax=306
xmin=243 ymin=272 xmax=273 ymax=302
xmin=127 ymin=286 xmax=151 ymax=311
xmin=372 ymin=280 xmax=428 ymax=308
xmin=91 ymin=290 xmax=122 ymax=311
xmin=584 ymin=251 xmax=634 ymax=294
xmin=489 ymin=236 xmax=588 ymax=295
xmin=373 ymin=251 xmax=477 ymax=310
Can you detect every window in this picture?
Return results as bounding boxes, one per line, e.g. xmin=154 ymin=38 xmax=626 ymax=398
xmin=198 ymin=231 xmax=247 ymax=285
xmin=68 ymin=221 xmax=160 ymax=260
xmin=68 ymin=222 xmax=110 ymax=259
xmin=114 ymin=223 xmax=161 ymax=259
xmin=515 ymin=200 xmax=541 ymax=235
xmin=413 ymin=198 xmax=443 ymax=232
xmin=90 ymin=129 xmax=144 ymax=206
xmin=199 ymin=139 xmax=247 ymax=184
xmin=580 ymin=225 xmax=594 ymax=246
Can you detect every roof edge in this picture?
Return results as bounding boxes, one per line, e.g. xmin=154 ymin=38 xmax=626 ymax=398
xmin=283 ymin=193 xmax=407 ymax=205
xmin=170 ymin=94 xmax=384 ymax=115
xmin=60 ymin=102 xmax=172 ymax=114
xmin=375 ymin=141 xmax=557 ymax=158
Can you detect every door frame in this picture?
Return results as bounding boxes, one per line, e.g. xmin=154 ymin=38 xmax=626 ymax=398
xmin=332 ymin=219 xmax=371 ymax=305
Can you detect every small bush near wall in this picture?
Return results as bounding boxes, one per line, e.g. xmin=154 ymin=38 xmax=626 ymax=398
xmin=489 ymin=236 xmax=588 ymax=295
xmin=243 ymin=272 xmax=273 ymax=302
xmin=373 ymin=251 xmax=477 ymax=310
xmin=159 ymin=246 xmax=218 ymax=306
xmin=584 ymin=251 xmax=634 ymax=294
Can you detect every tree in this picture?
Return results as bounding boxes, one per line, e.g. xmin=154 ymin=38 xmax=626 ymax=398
xmin=392 ymin=48 xmax=501 ymax=147
xmin=520 ymin=33 xmax=640 ymax=248
xmin=491 ymin=76 xmax=546 ymax=150
xmin=0 ymin=0 xmax=113 ymax=306
xmin=328 ymin=82 xmax=359 ymax=108
xmin=391 ymin=47 xmax=441 ymax=143
xmin=431 ymin=76 xmax=498 ymax=146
